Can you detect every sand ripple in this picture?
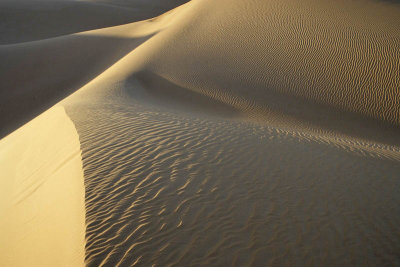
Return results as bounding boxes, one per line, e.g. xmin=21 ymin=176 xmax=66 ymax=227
xmin=66 ymin=82 xmax=400 ymax=266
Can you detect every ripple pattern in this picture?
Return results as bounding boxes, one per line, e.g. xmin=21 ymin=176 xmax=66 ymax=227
xmin=144 ymin=0 xmax=400 ymax=126
xmin=66 ymin=81 xmax=400 ymax=266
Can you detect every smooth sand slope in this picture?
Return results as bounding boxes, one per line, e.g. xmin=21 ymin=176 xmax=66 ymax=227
xmin=0 ymin=106 xmax=85 ymax=267
xmin=1 ymin=0 xmax=400 ymax=266
xmin=86 ymin=0 xmax=189 ymax=10
xmin=0 ymin=0 xmax=188 ymax=44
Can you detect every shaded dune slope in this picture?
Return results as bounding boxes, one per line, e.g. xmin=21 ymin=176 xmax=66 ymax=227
xmin=0 ymin=0 xmax=188 ymax=44
xmin=0 ymin=0 xmax=188 ymax=137
xmin=87 ymin=0 xmax=189 ymax=10
xmin=133 ymin=71 xmax=400 ymax=146
xmin=65 ymin=73 xmax=400 ymax=266
xmin=0 ymin=21 xmax=161 ymax=138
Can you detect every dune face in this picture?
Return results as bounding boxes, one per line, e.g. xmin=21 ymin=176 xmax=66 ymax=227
xmin=1 ymin=0 xmax=400 ymax=266
xmin=87 ymin=0 xmax=189 ymax=10
xmin=0 ymin=0 xmax=188 ymax=44
xmin=0 ymin=106 xmax=85 ymax=267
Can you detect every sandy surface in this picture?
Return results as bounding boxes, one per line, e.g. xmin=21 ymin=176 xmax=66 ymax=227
xmin=1 ymin=0 xmax=400 ymax=266
xmin=0 ymin=0 xmax=187 ymax=44
xmin=0 ymin=106 xmax=85 ymax=267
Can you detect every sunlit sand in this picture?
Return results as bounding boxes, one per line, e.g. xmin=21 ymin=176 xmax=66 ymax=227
xmin=1 ymin=0 xmax=400 ymax=266
xmin=0 ymin=106 xmax=85 ymax=267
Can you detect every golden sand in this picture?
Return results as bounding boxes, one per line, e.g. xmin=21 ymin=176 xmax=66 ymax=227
xmin=0 ymin=106 xmax=85 ymax=267
xmin=1 ymin=0 xmax=400 ymax=265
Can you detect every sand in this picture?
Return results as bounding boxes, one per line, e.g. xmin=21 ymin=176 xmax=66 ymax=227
xmin=0 ymin=0 xmax=187 ymax=44
xmin=1 ymin=0 xmax=400 ymax=266
xmin=0 ymin=106 xmax=85 ymax=267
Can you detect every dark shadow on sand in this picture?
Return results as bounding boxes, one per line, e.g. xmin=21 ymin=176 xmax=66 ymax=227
xmin=0 ymin=33 xmax=156 ymax=138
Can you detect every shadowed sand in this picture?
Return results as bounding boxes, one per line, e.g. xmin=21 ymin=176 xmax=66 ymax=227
xmin=1 ymin=0 xmax=400 ymax=266
xmin=65 ymin=76 xmax=400 ymax=266
xmin=0 ymin=0 xmax=187 ymax=44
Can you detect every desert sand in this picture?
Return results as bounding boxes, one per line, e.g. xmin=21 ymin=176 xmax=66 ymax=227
xmin=1 ymin=0 xmax=400 ymax=266
xmin=0 ymin=106 xmax=85 ymax=266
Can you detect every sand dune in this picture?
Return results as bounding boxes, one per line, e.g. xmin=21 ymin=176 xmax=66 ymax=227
xmin=64 ymin=75 xmax=400 ymax=266
xmin=128 ymin=0 xmax=400 ymax=138
xmin=0 ymin=19 xmax=163 ymax=138
xmin=0 ymin=0 xmax=187 ymax=44
xmin=60 ymin=0 xmax=400 ymax=143
xmin=0 ymin=106 xmax=85 ymax=267
xmin=86 ymin=0 xmax=189 ymax=10
xmin=1 ymin=0 xmax=400 ymax=265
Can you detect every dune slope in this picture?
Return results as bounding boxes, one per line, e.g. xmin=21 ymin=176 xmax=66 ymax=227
xmin=0 ymin=20 xmax=164 ymax=138
xmin=0 ymin=0 xmax=187 ymax=44
xmin=0 ymin=105 xmax=85 ymax=267
xmin=1 ymin=0 xmax=400 ymax=265
xmin=86 ymin=0 xmax=189 ymax=10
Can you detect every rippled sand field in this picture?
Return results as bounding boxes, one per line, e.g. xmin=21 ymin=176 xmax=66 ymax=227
xmin=63 ymin=78 xmax=400 ymax=266
xmin=1 ymin=0 xmax=400 ymax=266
